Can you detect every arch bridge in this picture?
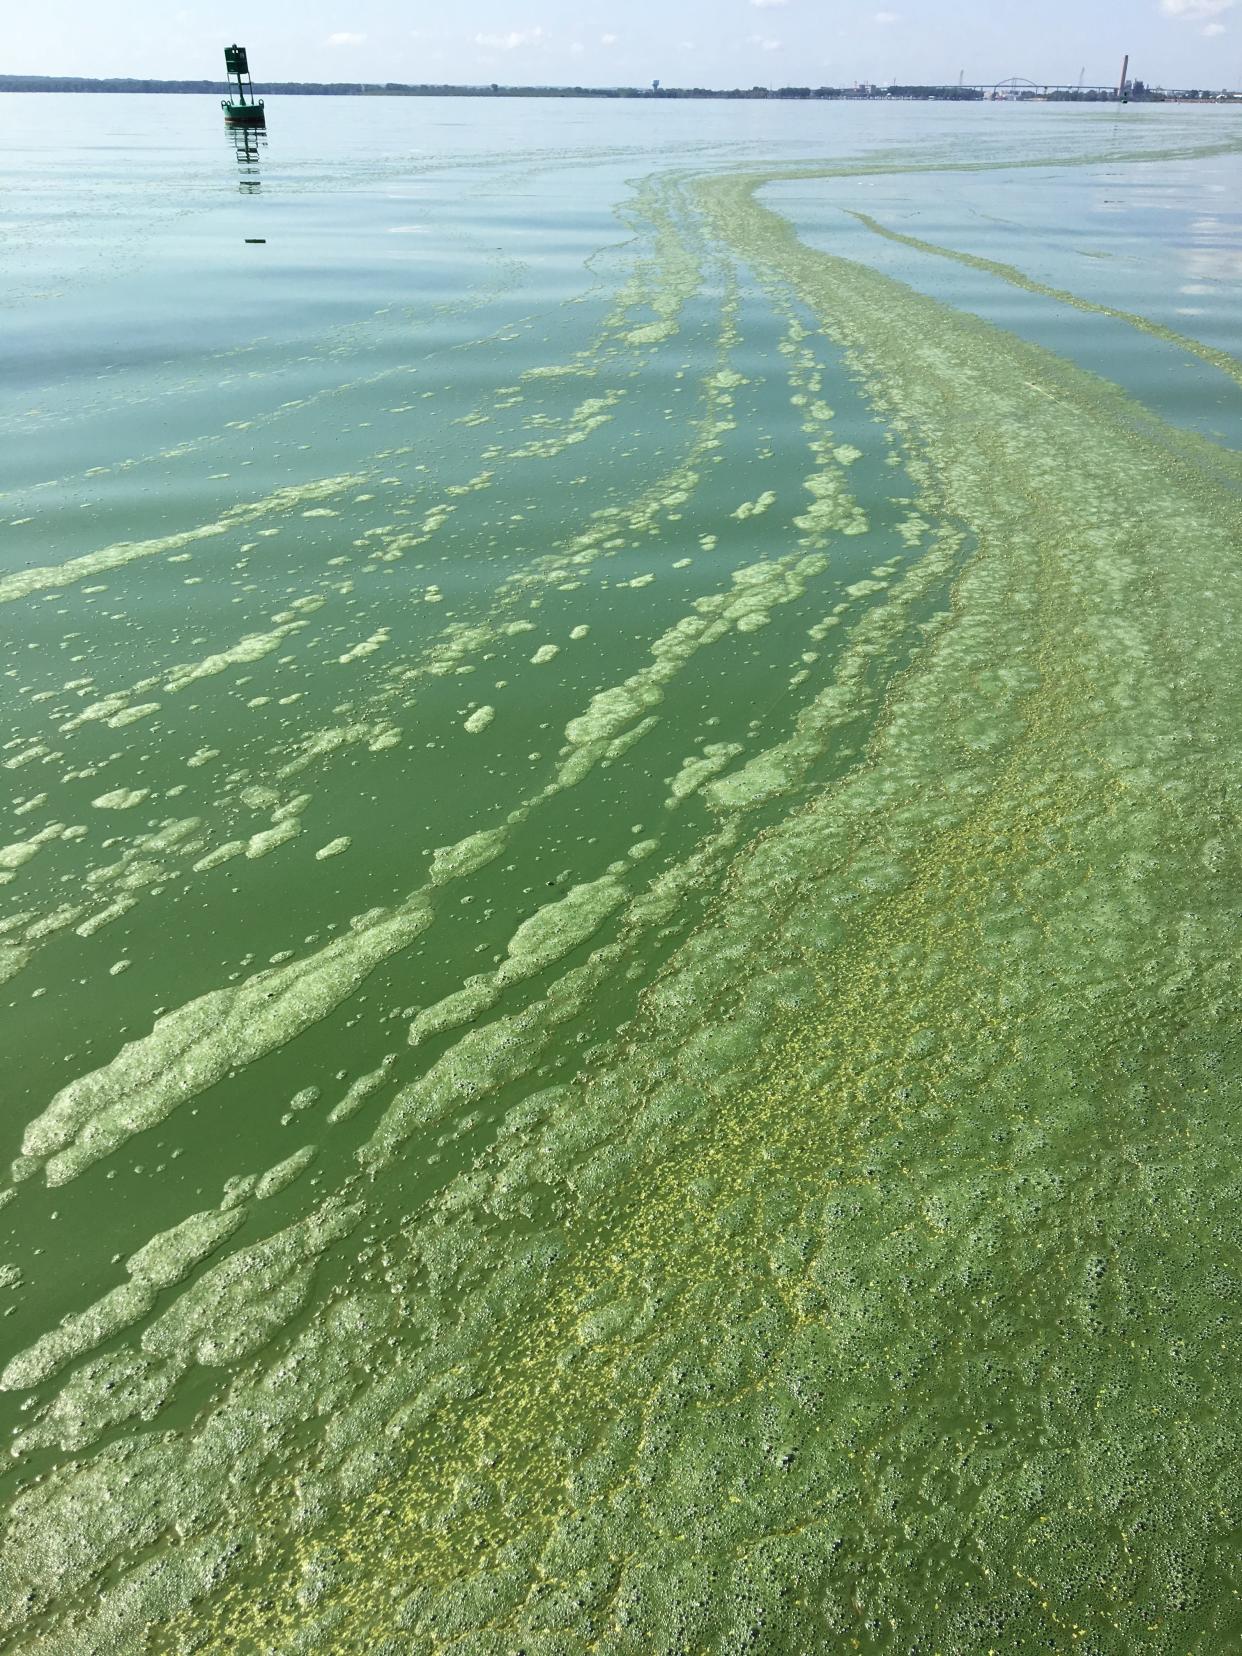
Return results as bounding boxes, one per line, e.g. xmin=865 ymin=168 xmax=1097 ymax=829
xmin=977 ymin=75 xmax=1117 ymax=96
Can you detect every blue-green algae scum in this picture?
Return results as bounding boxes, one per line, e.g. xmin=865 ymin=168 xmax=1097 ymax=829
xmin=1 ymin=90 xmax=1240 ymax=1652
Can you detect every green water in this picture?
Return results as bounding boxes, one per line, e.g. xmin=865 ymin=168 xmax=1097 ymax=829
xmin=1 ymin=93 xmax=1240 ymax=1652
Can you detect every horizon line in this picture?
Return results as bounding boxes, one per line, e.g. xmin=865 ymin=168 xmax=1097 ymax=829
xmin=4 ymin=72 xmax=1239 ymax=98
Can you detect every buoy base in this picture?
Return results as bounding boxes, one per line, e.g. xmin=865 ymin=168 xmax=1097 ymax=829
xmin=222 ymin=100 xmax=266 ymax=128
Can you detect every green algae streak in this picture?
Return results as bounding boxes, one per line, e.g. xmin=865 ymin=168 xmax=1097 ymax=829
xmin=844 ymin=207 xmax=1242 ymax=392
xmin=2 ymin=108 xmax=1241 ymax=1654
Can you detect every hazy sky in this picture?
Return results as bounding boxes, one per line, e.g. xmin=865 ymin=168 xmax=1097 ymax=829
xmin=10 ymin=0 xmax=1242 ymax=89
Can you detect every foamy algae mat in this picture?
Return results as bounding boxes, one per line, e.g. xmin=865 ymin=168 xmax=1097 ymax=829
xmin=1 ymin=105 xmax=1240 ymax=1652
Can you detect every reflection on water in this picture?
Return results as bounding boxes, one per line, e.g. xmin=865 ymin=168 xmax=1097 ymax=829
xmin=229 ymin=124 xmax=265 ymax=193
xmin=1182 ymin=215 xmax=1242 ymax=286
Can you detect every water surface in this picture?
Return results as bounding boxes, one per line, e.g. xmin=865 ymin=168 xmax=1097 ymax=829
xmin=1 ymin=92 xmax=1240 ymax=1652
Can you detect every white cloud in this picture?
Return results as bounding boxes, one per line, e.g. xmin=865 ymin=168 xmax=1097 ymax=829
xmin=601 ymin=32 xmax=619 ymax=45
xmin=1160 ymin=0 xmax=1235 ymax=16
xmin=1203 ymin=18 xmax=1229 ymax=29
xmin=475 ymin=27 xmax=547 ymax=50
xmin=751 ymin=0 xmax=788 ymax=8
xmin=748 ymin=33 xmax=784 ymax=50
xmin=874 ymin=10 xmax=899 ymax=23
xmin=326 ymin=31 xmax=366 ymax=46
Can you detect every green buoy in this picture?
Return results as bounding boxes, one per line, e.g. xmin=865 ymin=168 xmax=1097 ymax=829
xmin=222 ymin=44 xmax=265 ymax=128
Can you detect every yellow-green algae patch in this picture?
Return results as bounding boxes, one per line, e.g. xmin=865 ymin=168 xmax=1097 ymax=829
xmin=125 ymin=1208 xmax=247 ymax=1292
xmin=665 ymin=741 xmax=745 ymax=808
xmin=5 ymin=137 xmax=1242 ymax=1656
xmin=407 ymin=875 xmax=628 ymax=1049
xmin=326 ymin=1055 xmax=397 ymax=1124
xmin=0 ymin=474 xmax=369 ymax=608
xmin=254 ymin=1145 xmax=317 ymax=1202
xmin=19 ymin=905 xmax=433 ymax=1187
xmin=500 ymin=876 xmax=626 ymax=980
xmin=0 ymin=1282 xmax=155 ymax=1393
xmin=122 ymin=162 xmax=1240 ymax=1654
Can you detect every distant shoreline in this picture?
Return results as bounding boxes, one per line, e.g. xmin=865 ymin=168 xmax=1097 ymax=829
xmin=4 ymin=75 xmax=1232 ymax=103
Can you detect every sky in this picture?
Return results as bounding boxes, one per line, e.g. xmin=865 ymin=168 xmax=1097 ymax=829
xmin=8 ymin=0 xmax=1242 ymax=90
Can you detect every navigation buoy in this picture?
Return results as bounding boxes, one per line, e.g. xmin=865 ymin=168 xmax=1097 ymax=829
xmin=222 ymin=44 xmax=265 ymax=128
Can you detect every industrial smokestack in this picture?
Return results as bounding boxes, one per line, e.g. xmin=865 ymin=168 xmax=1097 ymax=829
xmin=1118 ymin=54 xmax=1129 ymax=98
